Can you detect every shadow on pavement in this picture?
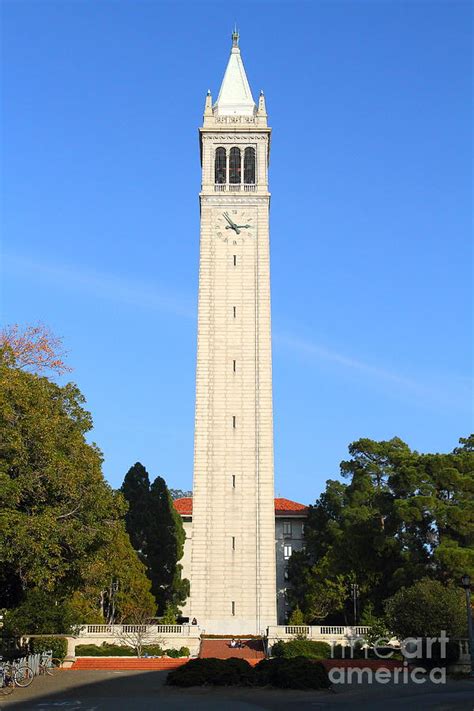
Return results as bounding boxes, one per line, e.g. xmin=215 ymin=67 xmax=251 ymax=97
xmin=1 ymin=668 xmax=473 ymax=711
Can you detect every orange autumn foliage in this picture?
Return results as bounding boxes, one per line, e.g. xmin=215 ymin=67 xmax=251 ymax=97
xmin=0 ymin=323 xmax=72 ymax=375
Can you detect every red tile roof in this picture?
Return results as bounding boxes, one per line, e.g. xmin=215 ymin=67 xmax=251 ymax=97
xmin=274 ymin=497 xmax=308 ymax=514
xmin=174 ymin=497 xmax=193 ymax=515
xmin=173 ymin=496 xmax=308 ymax=516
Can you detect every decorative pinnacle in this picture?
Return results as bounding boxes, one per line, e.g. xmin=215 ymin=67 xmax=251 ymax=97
xmin=232 ymin=25 xmax=239 ymax=48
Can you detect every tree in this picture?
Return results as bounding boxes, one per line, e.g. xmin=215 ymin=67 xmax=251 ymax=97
xmin=287 ymin=551 xmax=347 ymax=623
xmin=169 ymin=488 xmax=192 ymax=500
xmin=0 ymin=343 xmax=153 ymax=630
xmin=5 ymin=588 xmax=82 ymax=635
xmin=121 ymin=463 xmax=151 ymax=558
xmin=116 ymin=609 xmax=164 ymax=657
xmin=384 ymin=579 xmax=466 ymax=639
xmin=121 ymin=470 xmax=190 ymax=617
xmin=0 ymin=323 xmax=71 ymax=375
xmin=289 ymin=436 xmax=474 ymax=622
xmin=67 ymin=526 xmax=155 ymax=624
xmin=287 ymin=605 xmax=305 ymax=626
xmin=147 ymin=476 xmax=189 ymax=616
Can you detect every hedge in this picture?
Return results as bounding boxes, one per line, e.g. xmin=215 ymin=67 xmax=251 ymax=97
xmin=29 ymin=637 xmax=68 ymax=660
xmin=271 ymin=639 xmax=331 ymax=659
xmin=166 ymin=657 xmax=331 ymax=689
xmin=75 ymin=643 xmax=190 ymax=657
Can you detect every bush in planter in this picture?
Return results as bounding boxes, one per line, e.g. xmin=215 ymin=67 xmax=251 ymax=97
xmin=166 ymin=657 xmax=331 ymax=690
xmin=75 ymin=643 xmax=134 ymax=657
xmin=403 ymin=639 xmax=460 ymax=670
xmin=167 ymin=658 xmax=255 ymax=687
xmin=255 ymin=657 xmax=331 ymax=689
xmin=165 ymin=648 xmax=180 ymax=658
xmin=30 ymin=636 xmax=68 ymax=660
xmin=331 ymin=642 xmax=366 ymax=659
xmin=141 ymin=645 xmax=164 ymax=656
xmin=271 ymin=639 xmax=331 ymax=659
xmin=178 ymin=646 xmax=190 ymax=657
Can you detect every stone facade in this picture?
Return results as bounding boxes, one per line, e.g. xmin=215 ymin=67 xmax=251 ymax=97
xmin=175 ymin=497 xmax=308 ymax=626
xmin=187 ymin=34 xmax=277 ymax=634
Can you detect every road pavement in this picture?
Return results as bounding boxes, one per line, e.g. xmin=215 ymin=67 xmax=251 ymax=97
xmin=0 ymin=669 xmax=472 ymax=710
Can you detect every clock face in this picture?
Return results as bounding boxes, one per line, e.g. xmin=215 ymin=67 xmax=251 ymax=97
xmin=214 ymin=209 xmax=256 ymax=243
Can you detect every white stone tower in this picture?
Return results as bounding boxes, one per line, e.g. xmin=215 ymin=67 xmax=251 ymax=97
xmin=188 ymin=31 xmax=277 ymax=634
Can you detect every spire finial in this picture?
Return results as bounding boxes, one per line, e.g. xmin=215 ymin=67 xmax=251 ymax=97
xmin=232 ymin=25 xmax=239 ymax=48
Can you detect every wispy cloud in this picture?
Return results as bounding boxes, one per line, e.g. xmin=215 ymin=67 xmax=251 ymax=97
xmin=4 ymin=253 xmax=471 ymax=411
xmin=274 ymin=331 xmax=472 ymax=410
xmin=4 ymin=253 xmax=195 ymax=319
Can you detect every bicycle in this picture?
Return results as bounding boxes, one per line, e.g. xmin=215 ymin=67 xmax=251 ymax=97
xmin=0 ymin=658 xmax=14 ymax=696
xmin=12 ymin=662 xmax=34 ymax=687
xmin=39 ymin=651 xmax=63 ymax=676
xmin=0 ymin=656 xmax=34 ymax=693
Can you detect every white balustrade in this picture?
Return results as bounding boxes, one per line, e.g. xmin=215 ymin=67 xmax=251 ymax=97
xmin=214 ymin=183 xmax=257 ymax=192
xmin=81 ymin=624 xmax=192 ymax=638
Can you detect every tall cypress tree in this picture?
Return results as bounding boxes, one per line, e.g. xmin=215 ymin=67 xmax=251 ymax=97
xmin=121 ymin=467 xmax=189 ymax=617
xmin=121 ymin=462 xmax=151 ymax=560
xmin=147 ymin=476 xmax=189 ymax=616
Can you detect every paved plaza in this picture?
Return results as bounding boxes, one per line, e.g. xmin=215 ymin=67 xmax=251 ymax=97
xmin=0 ymin=669 xmax=473 ymax=710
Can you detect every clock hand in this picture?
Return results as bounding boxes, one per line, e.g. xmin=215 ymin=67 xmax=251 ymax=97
xmin=234 ymin=224 xmax=252 ymax=230
xmin=223 ymin=212 xmax=238 ymax=230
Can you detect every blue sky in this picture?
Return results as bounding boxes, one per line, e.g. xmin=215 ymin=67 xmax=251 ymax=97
xmin=2 ymin=1 xmax=472 ymax=504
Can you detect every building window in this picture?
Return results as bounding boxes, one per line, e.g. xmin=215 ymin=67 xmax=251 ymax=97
xmin=283 ymin=521 xmax=292 ymax=538
xmin=244 ymin=147 xmax=256 ymax=184
xmin=231 ymin=601 xmax=235 ymax=616
xmin=233 ymin=306 xmax=236 ymax=318
xmin=232 ymin=415 xmax=236 ymax=428
xmin=233 ymin=359 xmax=236 ymax=373
xmin=284 ymin=568 xmax=289 ymax=581
xmin=229 ymin=147 xmax=241 ymax=184
xmin=233 ymin=254 xmax=237 ymax=266
xmin=232 ymin=475 xmax=236 ymax=488
xmin=232 ymin=536 xmax=235 ymax=550
xmin=215 ymin=147 xmax=226 ymax=184
xmin=284 ymin=544 xmax=292 ymax=560
xmin=301 ymin=522 xmax=305 ymax=536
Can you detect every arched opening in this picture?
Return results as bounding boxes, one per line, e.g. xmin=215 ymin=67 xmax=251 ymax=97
xmin=215 ymin=147 xmax=226 ymax=184
xmin=244 ymin=147 xmax=256 ymax=184
xmin=229 ymin=147 xmax=241 ymax=184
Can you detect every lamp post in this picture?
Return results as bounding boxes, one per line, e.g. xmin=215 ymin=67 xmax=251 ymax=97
xmin=350 ymin=583 xmax=359 ymax=626
xmin=461 ymin=573 xmax=474 ymax=678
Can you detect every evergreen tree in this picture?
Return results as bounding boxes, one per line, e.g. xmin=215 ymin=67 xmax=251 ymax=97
xmin=121 ymin=462 xmax=151 ymax=558
xmin=147 ymin=476 xmax=189 ymax=616
xmin=0 ymin=343 xmax=154 ymax=628
xmin=121 ymin=469 xmax=190 ymax=617
xmin=289 ymin=436 xmax=474 ymax=622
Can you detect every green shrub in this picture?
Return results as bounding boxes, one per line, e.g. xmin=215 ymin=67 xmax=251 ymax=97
xmin=75 ymin=643 xmax=135 ymax=657
xmin=166 ymin=657 xmax=331 ymax=689
xmin=165 ymin=648 xmax=180 ymax=658
xmin=178 ymin=646 xmax=190 ymax=657
xmin=331 ymin=642 xmax=366 ymax=659
xmin=271 ymin=639 xmax=331 ymax=659
xmin=141 ymin=645 xmax=163 ymax=656
xmin=255 ymin=657 xmax=331 ymax=690
xmin=30 ymin=636 xmax=68 ymax=660
xmin=403 ymin=639 xmax=460 ymax=670
xmin=167 ymin=658 xmax=255 ymax=687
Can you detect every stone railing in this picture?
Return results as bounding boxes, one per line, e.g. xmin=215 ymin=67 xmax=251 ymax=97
xmin=78 ymin=624 xmax=198 ymax=637
xmin=214 ymin=184 xmax=257 ymax=193
xmin=268 ymin=625 xmax=371 ymax=643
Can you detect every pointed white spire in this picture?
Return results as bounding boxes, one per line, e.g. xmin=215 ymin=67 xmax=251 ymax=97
xmin=204 ymin=89 xmax=213 ymax=118
xmin=214 ymin=29 xmax=256 ymax=117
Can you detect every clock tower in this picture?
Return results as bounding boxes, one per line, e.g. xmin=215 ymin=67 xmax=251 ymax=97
xmin=188 ymin=30 xmax=277 ymax=634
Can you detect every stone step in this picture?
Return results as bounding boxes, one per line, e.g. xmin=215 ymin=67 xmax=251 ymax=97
xmin=70 ymin=657 xmax=189 ymax=671
xmin=199 ymin=639 xmax=265 ymax=661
